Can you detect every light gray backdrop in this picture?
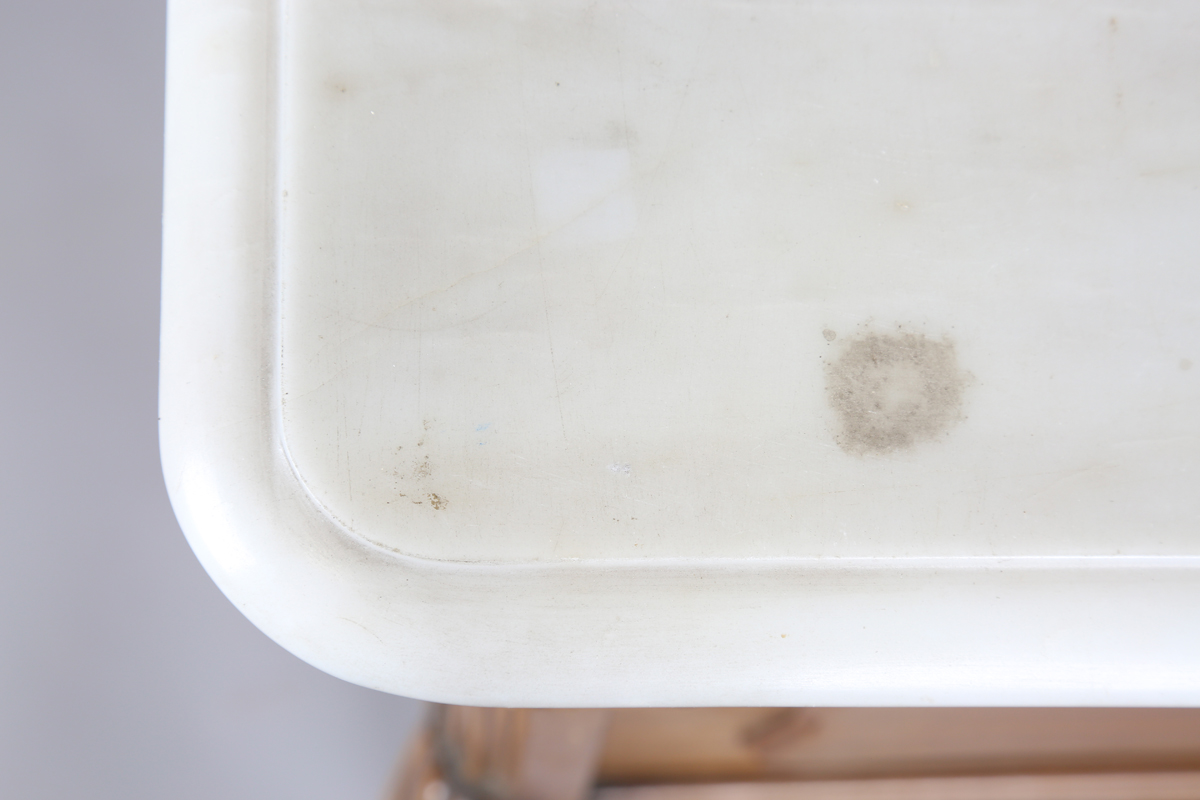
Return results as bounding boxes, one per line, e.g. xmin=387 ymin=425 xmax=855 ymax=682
xmin=0 ymin=2 xmax=424 ymax=797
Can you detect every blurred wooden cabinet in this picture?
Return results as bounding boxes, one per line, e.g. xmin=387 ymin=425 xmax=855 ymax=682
xmin=391 ymin=707 xmax=1200 ymax=800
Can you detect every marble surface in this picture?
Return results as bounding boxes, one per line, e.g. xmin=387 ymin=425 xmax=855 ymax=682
xmin=278 ymin=0 xmax=1200 ymax=562
xmin=162 ymin=0 xmax=1200 ymax=704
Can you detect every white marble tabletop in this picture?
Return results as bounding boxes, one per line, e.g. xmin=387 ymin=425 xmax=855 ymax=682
xmin=162 ymin=0 xmax=1200 ymax=705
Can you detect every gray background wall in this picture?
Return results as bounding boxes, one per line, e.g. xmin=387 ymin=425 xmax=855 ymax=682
xmin=0 ymin=2 xmax=424 ymax=797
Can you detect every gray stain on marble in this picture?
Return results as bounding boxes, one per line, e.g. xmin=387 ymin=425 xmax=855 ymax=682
xmin=826 ymin=330 xmax=968 ymax=455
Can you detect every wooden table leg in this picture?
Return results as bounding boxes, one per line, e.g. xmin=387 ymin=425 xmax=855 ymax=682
xmin=389 ymin=705 xmax=610 ymax=800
